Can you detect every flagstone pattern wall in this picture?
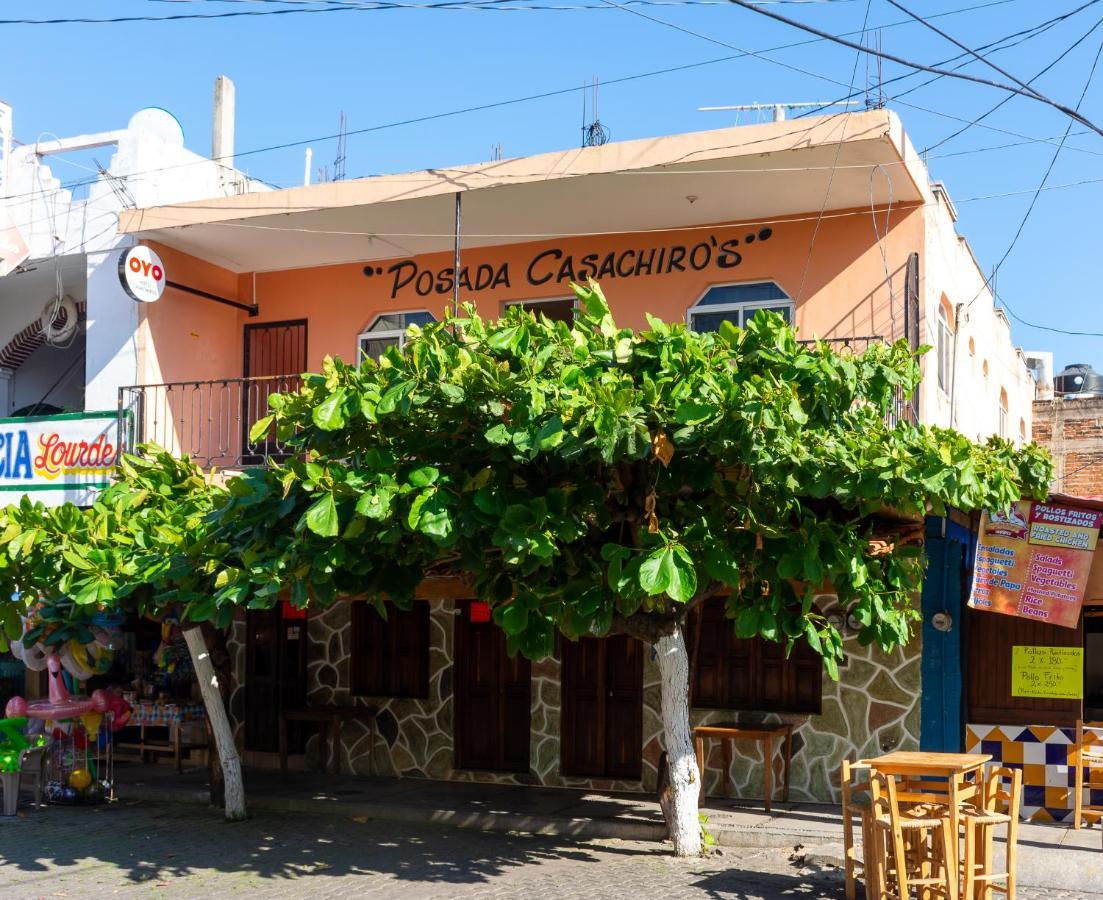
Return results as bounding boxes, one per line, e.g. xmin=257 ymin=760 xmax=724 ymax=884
xmin=226 ymin=599 xmax=921 ymax=802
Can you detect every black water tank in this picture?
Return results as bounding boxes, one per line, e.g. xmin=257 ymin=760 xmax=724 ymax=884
xmin=1054 ymin=363 xmax=1103 ymax=398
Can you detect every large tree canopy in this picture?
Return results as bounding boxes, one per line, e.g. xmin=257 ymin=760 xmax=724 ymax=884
xmin=0 ymin=280 xmax=1050 ymax=847
xmin=206 ymin=281 xmax=1050 ymax=672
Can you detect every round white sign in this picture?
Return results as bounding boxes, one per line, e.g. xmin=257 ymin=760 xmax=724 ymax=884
xmin=118 ymin=245 xmax=166 ymax=303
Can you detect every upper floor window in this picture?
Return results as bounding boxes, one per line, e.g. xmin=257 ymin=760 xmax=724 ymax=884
xmin=937 ymin=305 xmax=953 ymax=393
xmin=1019 ymin=417 xmax=1027 ymax=444
xmin=687 ymin=282 xmax=792 ymax=334
xmin=999 ymin=388 xmax=1009 ymax=439
xmin=358 ymin=310 xmax=437 ymax=363
xmin=504 ymin=297 xmax=575 ymax=324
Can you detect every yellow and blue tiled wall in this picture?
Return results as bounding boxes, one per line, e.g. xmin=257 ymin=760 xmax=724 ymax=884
xmin=967 ymin=723 xmax=1102 ymax=823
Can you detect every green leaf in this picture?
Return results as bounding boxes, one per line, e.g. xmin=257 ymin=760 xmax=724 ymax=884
xmin=484 ymin=424 xmax=511 ymax=446
xmin=494 ymin=601 xmax=529 ymax=636
xmin=408 ymin=466 xmax=440 ymax=488
xmin=305 ymin=493 xmax=339 ymax=537
xmin=312 ymin=388 xmax=348 ymax=431
xmin=356 ymin=487 xmax=395 ymax=520
xmin=536 ymin=416 xmax=565 ymax=450
xmin=639 ymin=544 xmax=697 ymax=602
xmin=249 ymin=414 xmax=275 ymax=443
xmin=674 ymin=402 xmax=715 ymax=425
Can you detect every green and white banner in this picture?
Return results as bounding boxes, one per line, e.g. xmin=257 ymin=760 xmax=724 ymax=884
xmin=0 ymin=411 xmax=118 ymax=507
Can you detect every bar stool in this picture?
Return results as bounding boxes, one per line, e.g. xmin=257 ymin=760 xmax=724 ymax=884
xmin=961 ymin=765 xmax=1021 ymax=900
xmin=840 ymin=758 xmax=875 ymax=900
xmin=870 ymin=771 xmax=959 ymax=900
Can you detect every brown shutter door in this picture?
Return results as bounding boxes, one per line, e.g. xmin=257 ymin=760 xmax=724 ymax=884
xmin=603 ymin=635 xmax=643 ymax=779
xmin=561 ymin=638 xmax=604 ymax=776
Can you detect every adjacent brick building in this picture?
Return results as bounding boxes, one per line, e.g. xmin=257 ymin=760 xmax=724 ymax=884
xmin=1032 ymin=395 xmax=1103 ymax=497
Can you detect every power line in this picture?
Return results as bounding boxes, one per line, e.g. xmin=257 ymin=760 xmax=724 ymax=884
xmin=797 ymin=0 xmax=1103 ymax=118
xmin=0 ymin=0 xmax=855 ymax=24
xmin=0 ymin=0 xmax=1025 ymax=209
xmin=964 ymin=39 xmax=1103 ymax=339
xmin=722 ymin=0 xmax=1103 ymax=139
xmin=923 ymin=12 xmax=1103 ymax=155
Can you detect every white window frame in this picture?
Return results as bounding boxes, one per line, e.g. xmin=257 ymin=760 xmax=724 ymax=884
xmin=357 ymin=310 xmax=435 ymax=364
xmin=686 ymin=281 xmax=794 ymax=332
xmin=998 ymin=392 xmax=1009 ymax=439
xmin=936 ymin=306 xmax=952 ymax=394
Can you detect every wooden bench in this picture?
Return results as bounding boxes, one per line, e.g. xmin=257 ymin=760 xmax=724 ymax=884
xmin=116 ymin=722 xmax=209 ymax=773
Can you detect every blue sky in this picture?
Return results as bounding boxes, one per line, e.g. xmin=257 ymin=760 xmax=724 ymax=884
xmin=3 ymin=0 xmax=1101 ymax=367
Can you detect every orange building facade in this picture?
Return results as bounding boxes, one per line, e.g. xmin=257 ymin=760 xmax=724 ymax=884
xmin=91 ymin=110 xmax=1035 ymax=801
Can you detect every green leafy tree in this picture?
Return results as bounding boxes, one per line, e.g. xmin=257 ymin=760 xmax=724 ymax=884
xmin=198 ymin=281 xmax=1049 ymax=854
xmin=0 ymin=452 xmax=247 ymax=820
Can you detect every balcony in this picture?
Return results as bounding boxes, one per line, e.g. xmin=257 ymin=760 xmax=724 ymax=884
xmin=118 ymin=376 xmax=299 ymax=469
xmin=119 ymin=336 xmax=918 ymax=469
xmin=797 ymin=336 xmax=918 ymax=427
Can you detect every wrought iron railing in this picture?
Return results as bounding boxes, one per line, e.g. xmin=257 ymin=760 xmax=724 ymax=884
xmin=118 ymin=375 xmax=300 ymax=469
xmin=798 ymin=335 xmax=918 ymax=427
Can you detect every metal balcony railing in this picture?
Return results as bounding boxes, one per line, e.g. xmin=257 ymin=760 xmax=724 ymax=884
xmin=798 ymin=335 xmax=919 ymax=427
xmin=118 ymin=375 xmax=300 ymax=469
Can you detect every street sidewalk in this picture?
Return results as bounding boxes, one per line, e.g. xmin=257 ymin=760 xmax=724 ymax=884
xmin=116 ymin=762 xmax=1103 ymax=894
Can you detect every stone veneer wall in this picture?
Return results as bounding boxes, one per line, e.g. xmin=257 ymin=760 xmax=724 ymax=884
xmin=226 ymin=600 xmax=921 ymax=802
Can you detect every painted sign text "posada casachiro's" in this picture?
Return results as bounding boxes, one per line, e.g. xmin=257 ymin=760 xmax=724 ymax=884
xmin=366 ymin=228 xmax=775 ymax=299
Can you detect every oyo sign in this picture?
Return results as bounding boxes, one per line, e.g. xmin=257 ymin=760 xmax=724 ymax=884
xmin=118 ymin=245 xmax=166 ymax=303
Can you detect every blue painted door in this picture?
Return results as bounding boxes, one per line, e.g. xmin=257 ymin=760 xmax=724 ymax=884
xmin=920 ymin=518 xmax=969 ymax=751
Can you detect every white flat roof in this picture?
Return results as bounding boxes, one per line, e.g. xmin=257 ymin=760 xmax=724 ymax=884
xmin=119 ymin=109 xmax=927 ymax=273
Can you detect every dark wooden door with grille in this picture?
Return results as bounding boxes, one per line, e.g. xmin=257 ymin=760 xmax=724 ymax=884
xmin=453 ymin=603 xmax=531 ymax=773
xmin=242 ymin=319 xmax=307 ymax=462
xmin=244 ymin=607 xmax=309 ymax=753
xmin=561 ymin=635 xmax=643 ymax=778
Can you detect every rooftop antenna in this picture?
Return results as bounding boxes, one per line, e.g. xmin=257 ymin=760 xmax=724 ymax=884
xmin=491 ymin=142 xmax=503 ymax=161
xmin=332 ymin=111 xmax=348 ymax=181
xmin=865 ymin=30 xmax=885 ymax=110
xmin=581 ymin=77 xmax=610 ymax=148
xmin=699 ymin=101 xmax=862 ymax=123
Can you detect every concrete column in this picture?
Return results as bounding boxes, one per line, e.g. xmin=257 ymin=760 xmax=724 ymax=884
xmin=84 ymin=244 xmax=139 ymax=412
xmin=0 ymin=366 xmax=14 ymax=415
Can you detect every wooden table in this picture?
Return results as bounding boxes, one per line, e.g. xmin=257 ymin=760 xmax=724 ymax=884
xmin=279 ymin=705 xmax=379 ymax=778
xmin=693 ymin=723 xmax=793 ymax=813
xmin=866 ymin=750 xmax=991 ymax=882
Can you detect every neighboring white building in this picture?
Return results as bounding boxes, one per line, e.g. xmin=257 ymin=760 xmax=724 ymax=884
xmin=0 ymin=76 xmax=269 ymax=418
xmin=921 ymin=181 xmax=1036 ymax=445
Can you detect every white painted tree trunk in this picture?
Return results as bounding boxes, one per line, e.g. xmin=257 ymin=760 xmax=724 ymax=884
xmin=183 ymin=625 xmax=247 ymax=821
xmin=655 ymin=624 xmax=702 ymax=857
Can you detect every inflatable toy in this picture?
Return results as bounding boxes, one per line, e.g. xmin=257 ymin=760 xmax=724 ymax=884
xmin=26 ymin=655 xmax=93 ymax=720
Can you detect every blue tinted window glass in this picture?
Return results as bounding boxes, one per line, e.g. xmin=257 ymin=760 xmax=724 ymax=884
xmin=405 ymin=311 xmax=438 ymax=328
xmin=690 ymin=311 xmax=738 ymax=333
xmin=697 ymin=282 xmax=788 ymax=306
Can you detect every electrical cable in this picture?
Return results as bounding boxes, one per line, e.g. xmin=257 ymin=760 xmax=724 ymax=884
xmin=721 ymin=0 xmax=1103 ymax=139
xmin=924 ymin=12 xmax=1103 ymax=155
xmin=0 ymin=0 xmax=857 ymax=23
xmin=792 ymin=0 xmax=871 ymax=303
xmin=0 ymin=0 xmax=1038 ymax=210
xmin=963 ymin=39 xmax=1103 ymax=339
xmin=885 ymin=0 xmax=1050 ymax=103
xmin=796 ymin=0 xmax=1103 ymax=118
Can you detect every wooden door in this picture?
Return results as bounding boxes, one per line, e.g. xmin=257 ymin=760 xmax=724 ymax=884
xmin=561 ymin=635 xmax=643 ymax=778
xmin=245 ymin=606 xmax=309 ymax=752
xmin=242 ymin=319 xmax=307 ymax=462
xmin=453 ymin=603 xmax=531 ymax=773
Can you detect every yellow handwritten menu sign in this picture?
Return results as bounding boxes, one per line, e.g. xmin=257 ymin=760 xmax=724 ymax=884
xmin=1011 ymin=646 xmax=1083 ymax=699
xmin=968 ymin=500 xmax=1103 ymax=629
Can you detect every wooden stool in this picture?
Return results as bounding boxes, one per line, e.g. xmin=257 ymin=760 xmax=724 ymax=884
xmin=870 ymin=771 xmax=958 ymax=900
xmin=840 ymin=758 xmax=875 ymax=900
xmin=962 ymin=766 xmax=1021 ymax=900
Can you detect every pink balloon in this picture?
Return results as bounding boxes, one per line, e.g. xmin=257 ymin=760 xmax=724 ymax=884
xmin=91 ymin=689 xmax=109 ymax=713
xmin=5 ymin=696 xmax=27 ymax=718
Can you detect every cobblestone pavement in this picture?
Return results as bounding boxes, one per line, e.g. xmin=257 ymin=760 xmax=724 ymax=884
xmin=0 ymin=802 xmax=1099 ymax=899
